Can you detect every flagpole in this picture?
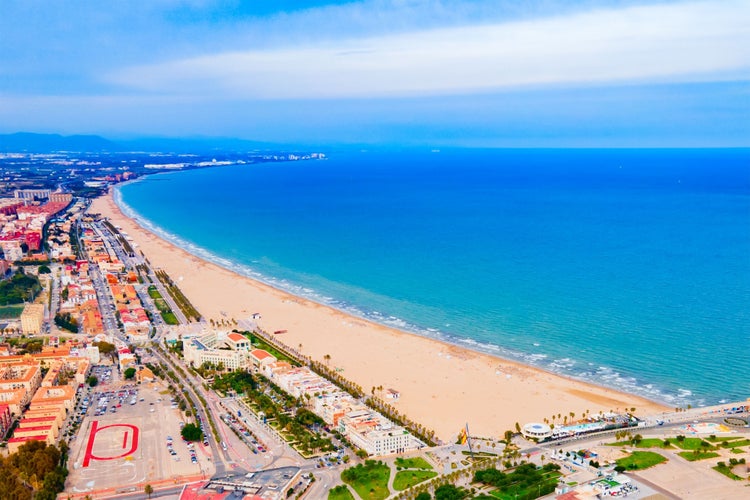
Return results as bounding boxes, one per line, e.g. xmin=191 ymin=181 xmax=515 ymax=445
xmin=465 ymin=422 xmax=474 ymax=460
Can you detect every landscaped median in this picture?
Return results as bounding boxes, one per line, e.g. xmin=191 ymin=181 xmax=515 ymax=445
xmin=147 ymin=285 xmax=179 ymax=324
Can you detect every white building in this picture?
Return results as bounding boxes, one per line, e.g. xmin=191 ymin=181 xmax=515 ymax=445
xmin=183 ymin=330 xmax=250 ymax=371
xmin=521 ymin=422 xmax=552 ymax=440
xmin=264 ymin=361 xmax=419 ymax=457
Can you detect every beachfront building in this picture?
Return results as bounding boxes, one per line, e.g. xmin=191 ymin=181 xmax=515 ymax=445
xmin=227 ymin=332 xmax=251 ymax=351
xmin=183 ymin=330 xmax=250 ymax=371
xmin=249 ymin=348 xmax=277 ymax=370
xmin=20 ymin=303 xmax=45 ymax=335
xmin=340 ymin=409 xmax=415 ymax=456
xmin=264 ymin=360 xmax=420 ymax=456
xmin=521 ymin=422 xmax=553 ymax=440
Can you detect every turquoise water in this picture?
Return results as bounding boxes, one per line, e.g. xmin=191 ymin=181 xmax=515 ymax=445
xmin=117 ymin=148 xmax=750 ymax=408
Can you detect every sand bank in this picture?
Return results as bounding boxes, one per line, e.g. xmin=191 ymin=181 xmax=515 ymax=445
xmin=89 ymin=191 xmax=666 ymax=441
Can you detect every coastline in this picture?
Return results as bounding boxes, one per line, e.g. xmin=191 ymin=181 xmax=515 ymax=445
xmin=90 ymin=189 xmax=668 ymax=441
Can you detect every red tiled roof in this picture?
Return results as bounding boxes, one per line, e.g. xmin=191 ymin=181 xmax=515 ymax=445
xmin=251 ymin=349 xmax=273 ymax=360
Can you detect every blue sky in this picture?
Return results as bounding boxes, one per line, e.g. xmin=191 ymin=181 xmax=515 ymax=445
xmin=1 ymin=0 xmax=748 ymax=146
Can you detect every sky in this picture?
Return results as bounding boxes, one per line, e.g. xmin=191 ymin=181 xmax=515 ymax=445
xmin=0 ymin=0 xmax=749 ymax=147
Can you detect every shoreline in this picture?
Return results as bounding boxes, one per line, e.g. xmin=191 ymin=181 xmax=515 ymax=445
xmin=90 ymin=189 xmax=668 ymax=441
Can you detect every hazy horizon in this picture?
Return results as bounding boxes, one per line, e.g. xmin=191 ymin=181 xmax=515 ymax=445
xmin=1 ymin=0 xmax=749 ymax=147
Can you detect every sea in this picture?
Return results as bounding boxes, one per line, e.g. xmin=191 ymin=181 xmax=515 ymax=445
xmin=117 ymin=148 xmax=750 ymax=409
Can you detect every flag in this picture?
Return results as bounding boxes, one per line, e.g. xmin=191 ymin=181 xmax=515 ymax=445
xmin=458 ymin=427 xmax=467 ymax=445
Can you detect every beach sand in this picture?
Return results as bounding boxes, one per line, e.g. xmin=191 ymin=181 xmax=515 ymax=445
xmin=90 ymin=191 xmax=667 ymax=442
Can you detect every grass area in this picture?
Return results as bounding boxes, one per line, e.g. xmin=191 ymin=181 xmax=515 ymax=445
xmin=393 ymin=470 xmax=438 ymax=491
xmin=155 ymin=269 xmax=201 ymax=321
xmin=720 ymin=439 xmax=750 ymax=448
xmin=671 ymin=438 xmax=715 ymax=451
xmin=476 ymin=463 xmax=561 ymax=500
xmin=328 ymin=485 xmax=356 ymax=500
xmin=161 ymin=311 xmax=179 ymax=325
xmin=148 ymin=285 xmax=179 ymax=324
xmin=394 ymin=457 xmax=433 ymax=470
xmin=616 ymin=451 xmax=667 ymax=470
xmin=341 ymin=460 xmax=391 ymax=500
xmin=731 ymin=448 xmax=745 ymax=454
xmin=678 ymin=451 xmax=720 ymax=461
xmin=707 ymin=435 xmax=743 ymax=443
xmin=713 ymin=464 xmax=744 ymax=481
xmin=0 ymin=305 xmax=24 ymax=319
xmin=633 ymin=438 xmax=673 ymax=448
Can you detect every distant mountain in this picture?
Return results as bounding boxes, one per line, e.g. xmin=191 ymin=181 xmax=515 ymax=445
xmin=0 ymin=132 xmax=310 ymax=154
xmin=115 ymin=136 xmax=287 ymax=154
xmin=0 ymin=132 xmax=116 ymax=153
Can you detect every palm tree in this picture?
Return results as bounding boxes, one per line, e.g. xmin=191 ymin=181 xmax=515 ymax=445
xmin=324 ymin=354 xmax=331 ymax=366
xmin=144 ymin=484 xmax=154 ymax=498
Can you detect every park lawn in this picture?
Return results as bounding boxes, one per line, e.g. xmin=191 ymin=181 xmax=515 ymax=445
xmin=634 ymin=438 xmax=673 ymax=448
xmin=329 ymin=485 xmax=356 ymax=500
xmin=730 ymin=448 xmax=745 ymax=454
xmin=342 ymin=462 xmax=391 ymax=500
xmin=161 ymin=311 xmax=179 ymax=325
xmin=707 ymin=436 xmax=743 ymax=443
xmin=678 ymin=451 xmax=720 ymax=462
xmin=605 ymin=438 xmax=670 ymax=448
xmin=720 ymin=439 xmax=750 ymax=448
xmin=0 ymin=305 xmax=24 ymax=319
xmin=393 ymin=470 xmax=438 ymax=491
xmin=672 ymin=438 xmax=715 ymax=451
xmin=489 ymin=473 xmax=561 ymax=500
xmin=713 ymin=464 xmax=744 ymax=481
xmin=395 ymin=457 xmax=433 ymax=470
xmin=147 ymin=286 xmax=162 ymax=299
xmin=616 ymin=451 xmax=667 ymax=470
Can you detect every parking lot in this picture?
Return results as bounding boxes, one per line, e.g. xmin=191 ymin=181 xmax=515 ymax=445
xmin=66 ymin=377 xmax=214 ymax=495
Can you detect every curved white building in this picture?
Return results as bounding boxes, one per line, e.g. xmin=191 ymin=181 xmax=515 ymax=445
xmin=522 ymin=422 xmax=552 ymax=440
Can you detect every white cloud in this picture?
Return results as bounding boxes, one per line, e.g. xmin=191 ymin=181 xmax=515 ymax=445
xmin=109 ymin=0 xmax=750 ymax=99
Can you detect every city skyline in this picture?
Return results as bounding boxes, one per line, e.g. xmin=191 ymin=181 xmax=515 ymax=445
xmin=1 ymin=0 xmax=749 ymax=147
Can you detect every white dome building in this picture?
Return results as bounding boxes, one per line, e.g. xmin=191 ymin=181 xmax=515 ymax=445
xmin=522 ymin=422 xmax=552 ymax=440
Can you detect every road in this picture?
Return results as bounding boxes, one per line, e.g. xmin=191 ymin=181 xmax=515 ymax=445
xmin=149 ymin=345 xmax=232 ymax=477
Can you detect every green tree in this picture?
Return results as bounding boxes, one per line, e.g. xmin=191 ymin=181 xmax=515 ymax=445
xmin=54 ymin=312 xmax=78 ymax=333
xmin=94 ymin=341 xmax=116 ymax=361
xmin=181 ymin=423 xmax=204 ymax=442
xmin=37 ymin=265 xmax=51 ymax=274
xmin=124 ymin=367 xmax=136 ymax=380
xmin=434 ymin=484 xmax=466 ymax=500
xmin=144 ymin=484 xmax=153 ymax=499
xmin=415 ymin=493 xmax=431 ymax=500
xmin=86 ymin=375 xmax=98 ymax=387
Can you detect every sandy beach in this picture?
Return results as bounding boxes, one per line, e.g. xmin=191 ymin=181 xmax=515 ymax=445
xmin=89 ymin=191 xmax=667 ymax=441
